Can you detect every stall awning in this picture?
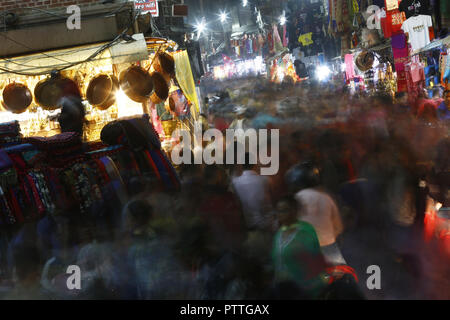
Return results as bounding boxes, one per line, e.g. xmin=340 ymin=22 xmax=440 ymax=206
xmin=0 ymin=33 xmax=149 ymax=79
xmin=411 ymin=35 xmax=450 ymax=56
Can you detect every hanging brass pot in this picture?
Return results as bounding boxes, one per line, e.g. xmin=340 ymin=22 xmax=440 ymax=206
xmin=119 ymin=65 xmax=154 ymax=103
xmin=154 ymin=51 xmax=175 ymax=82
xmin=150 ymin=72 xmax=169 ymax=104
xmin=2 ymin=82 xmax=33 ymax=114
xmin=34 ymin=72 xmax=81 ymax=110
xmin=86 ymin=74 xmax=119 ymax=110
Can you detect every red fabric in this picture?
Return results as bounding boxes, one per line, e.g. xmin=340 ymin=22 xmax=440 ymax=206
xmin=417 ymin=100 xmax=438 ymax=119
xmin=326 ymin=265 xmax=358 ymax=284
xmin=381 ymin=10 xmax=406 ymax=38
xmin=9 ymin=189 xmax=24 ymax=223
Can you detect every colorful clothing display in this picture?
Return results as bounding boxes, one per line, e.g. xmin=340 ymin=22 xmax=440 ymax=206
xmin=401 ymin=15 xmax=433 ymax=51
xmin=0 ymin=118 xmax=180 ymax=226
xmin=391 ymin=33 xmax=409 ymax=92
xmin=399 ymin=0 xmax=431 ymax=19
xmin=381 ymin=10 xmax=407 ymax=38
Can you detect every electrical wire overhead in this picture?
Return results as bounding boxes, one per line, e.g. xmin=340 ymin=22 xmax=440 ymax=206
xmin=0 ymin=9 xmax=141 ymax=77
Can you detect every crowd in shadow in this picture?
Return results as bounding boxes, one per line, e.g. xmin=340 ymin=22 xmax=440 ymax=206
xmin=1 ymin=80 xmax=449 ymax=300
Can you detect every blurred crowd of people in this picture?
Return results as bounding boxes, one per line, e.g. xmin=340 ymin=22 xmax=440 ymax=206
xmin=1 ymin=79 xmax=449 ymax=300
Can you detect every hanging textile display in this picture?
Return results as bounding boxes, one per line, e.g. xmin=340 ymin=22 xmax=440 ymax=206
xmin=0 ymin=115 xmax=180 ymax=227
xmin=283 ymin=25 xmax=289 ymax=48
xmin=345 ymin=53 xmax=356 ymax=81
xmin=385 ymin=0 xmax=399 ymax=11
xmin=381 ymin=10 xmax=406 ymax=38
xmin=173 ymin=50 xmax=200 ymax=120
xmin=273 ymin=24 xmax=284 ymax=52
xmin=391 ymin=33 xmax=409 ymax=92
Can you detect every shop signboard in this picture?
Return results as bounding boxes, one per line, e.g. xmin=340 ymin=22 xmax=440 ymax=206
xmin=134 ymin=0 xmax=159 ymax=17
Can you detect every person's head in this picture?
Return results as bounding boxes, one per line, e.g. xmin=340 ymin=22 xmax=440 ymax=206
xmin=276 ymin=196 xmax=298 ymax=227
xmin=285 ymin=162 xmax=321 ymax=193
xmin=373 ymin=93 xmax=393 ymax=108
xmin=395 ymin=92 xmax=408 ymax=105
xmin=57 ymin=95 xmax=86 ymax=135
xmin=418 ymin=102 xmax=437 ymax=122
xmin=123 ymin=199 xmax=153 ymax=234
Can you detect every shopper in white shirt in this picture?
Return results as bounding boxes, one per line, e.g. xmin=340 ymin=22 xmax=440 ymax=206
xmin=285 ymin=162 xmax=346 ymax=266
xmin=231 ymin=153 xmax=273 ymax=231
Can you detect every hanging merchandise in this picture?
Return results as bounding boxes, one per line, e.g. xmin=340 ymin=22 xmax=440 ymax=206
xmin=283 ymin=25 xmax=289 ymax=48
xmin=258 ymin=34 xmax=265 ymax=56
xmin=351 ymin=31 xmax=359 ymax=48
xmin=441 ymin=50 xmax=450 ymax=88
xmin=329 ymin=0 xmax=339 ymax=34
xmin=355 ymin=50 xmax=375 ymax=72
xmin=268 ymin=31 xmax=274 ymax=53
xmin=401 ymin=15 xmax=433 ymax=52
xmin=385 ymin=0 xmax=399 ymax=11
xmin=410 ymin=61 xmax=426 ymax=83
xmin=391 ymin=33 xmax=409 ymax=92
xmin=298 ymin=32 xmax=314 ymax=46
xmin=345 ymin=53 xmax=356 ymax=81
xmin=381 ymin=10 xmax=406 ymax=38
xmin=247 ymin=35 xmax=253 ymax=56
xmin=273 ymin=25 xmax=284 ymax=52
xmin=405 ymin=58 xmax=425 ymax=101
xmin=399 ymin=0 xmax=431 ymax=19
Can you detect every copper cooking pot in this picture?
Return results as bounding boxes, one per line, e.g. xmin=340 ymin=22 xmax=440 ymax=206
xmin=86 ymin=74 xmax=119 ymax=110
xmin=150 ymin=72 xmax=169 ymax=104
xmin=119 ymin=65 xmax=154 ymax=103
xmin=2 ymin=82 xmax=33 ymax=114
xmin=34 ymin=72 xmax=81 ymax=110
xmin=154 ymin=52 xmax=175 ymax=82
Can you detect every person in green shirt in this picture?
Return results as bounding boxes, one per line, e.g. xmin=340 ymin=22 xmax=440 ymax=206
xmin=272 ymin=196 xmax=329 ymax=299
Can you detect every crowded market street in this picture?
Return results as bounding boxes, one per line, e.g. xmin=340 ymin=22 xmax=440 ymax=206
xmin=0 ymin=0 xmax=449 ymax=301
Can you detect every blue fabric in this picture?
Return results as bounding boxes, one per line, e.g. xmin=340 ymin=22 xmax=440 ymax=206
xmin=444 ymin=68 xmax=450 ymax=82
xmin=148 ymin=149 xmax=172 ymax=190
xmin=437 ymin=101 xmax=450 ymax=120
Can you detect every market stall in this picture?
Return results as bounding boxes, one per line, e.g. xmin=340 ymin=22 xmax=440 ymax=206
xmin=0 ymin=33 xmax=208 ymax=229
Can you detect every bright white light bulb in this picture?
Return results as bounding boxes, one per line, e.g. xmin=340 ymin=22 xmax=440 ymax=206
xmin=219 ymin=12 xmax=228 ymax=23
xmin=243 ymin=0 xmax=248 ymax=7
xmin=195 ymin=18 xmax=207 ymax=39
xmin=316 ymin=65 xmax=331 ymax=81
